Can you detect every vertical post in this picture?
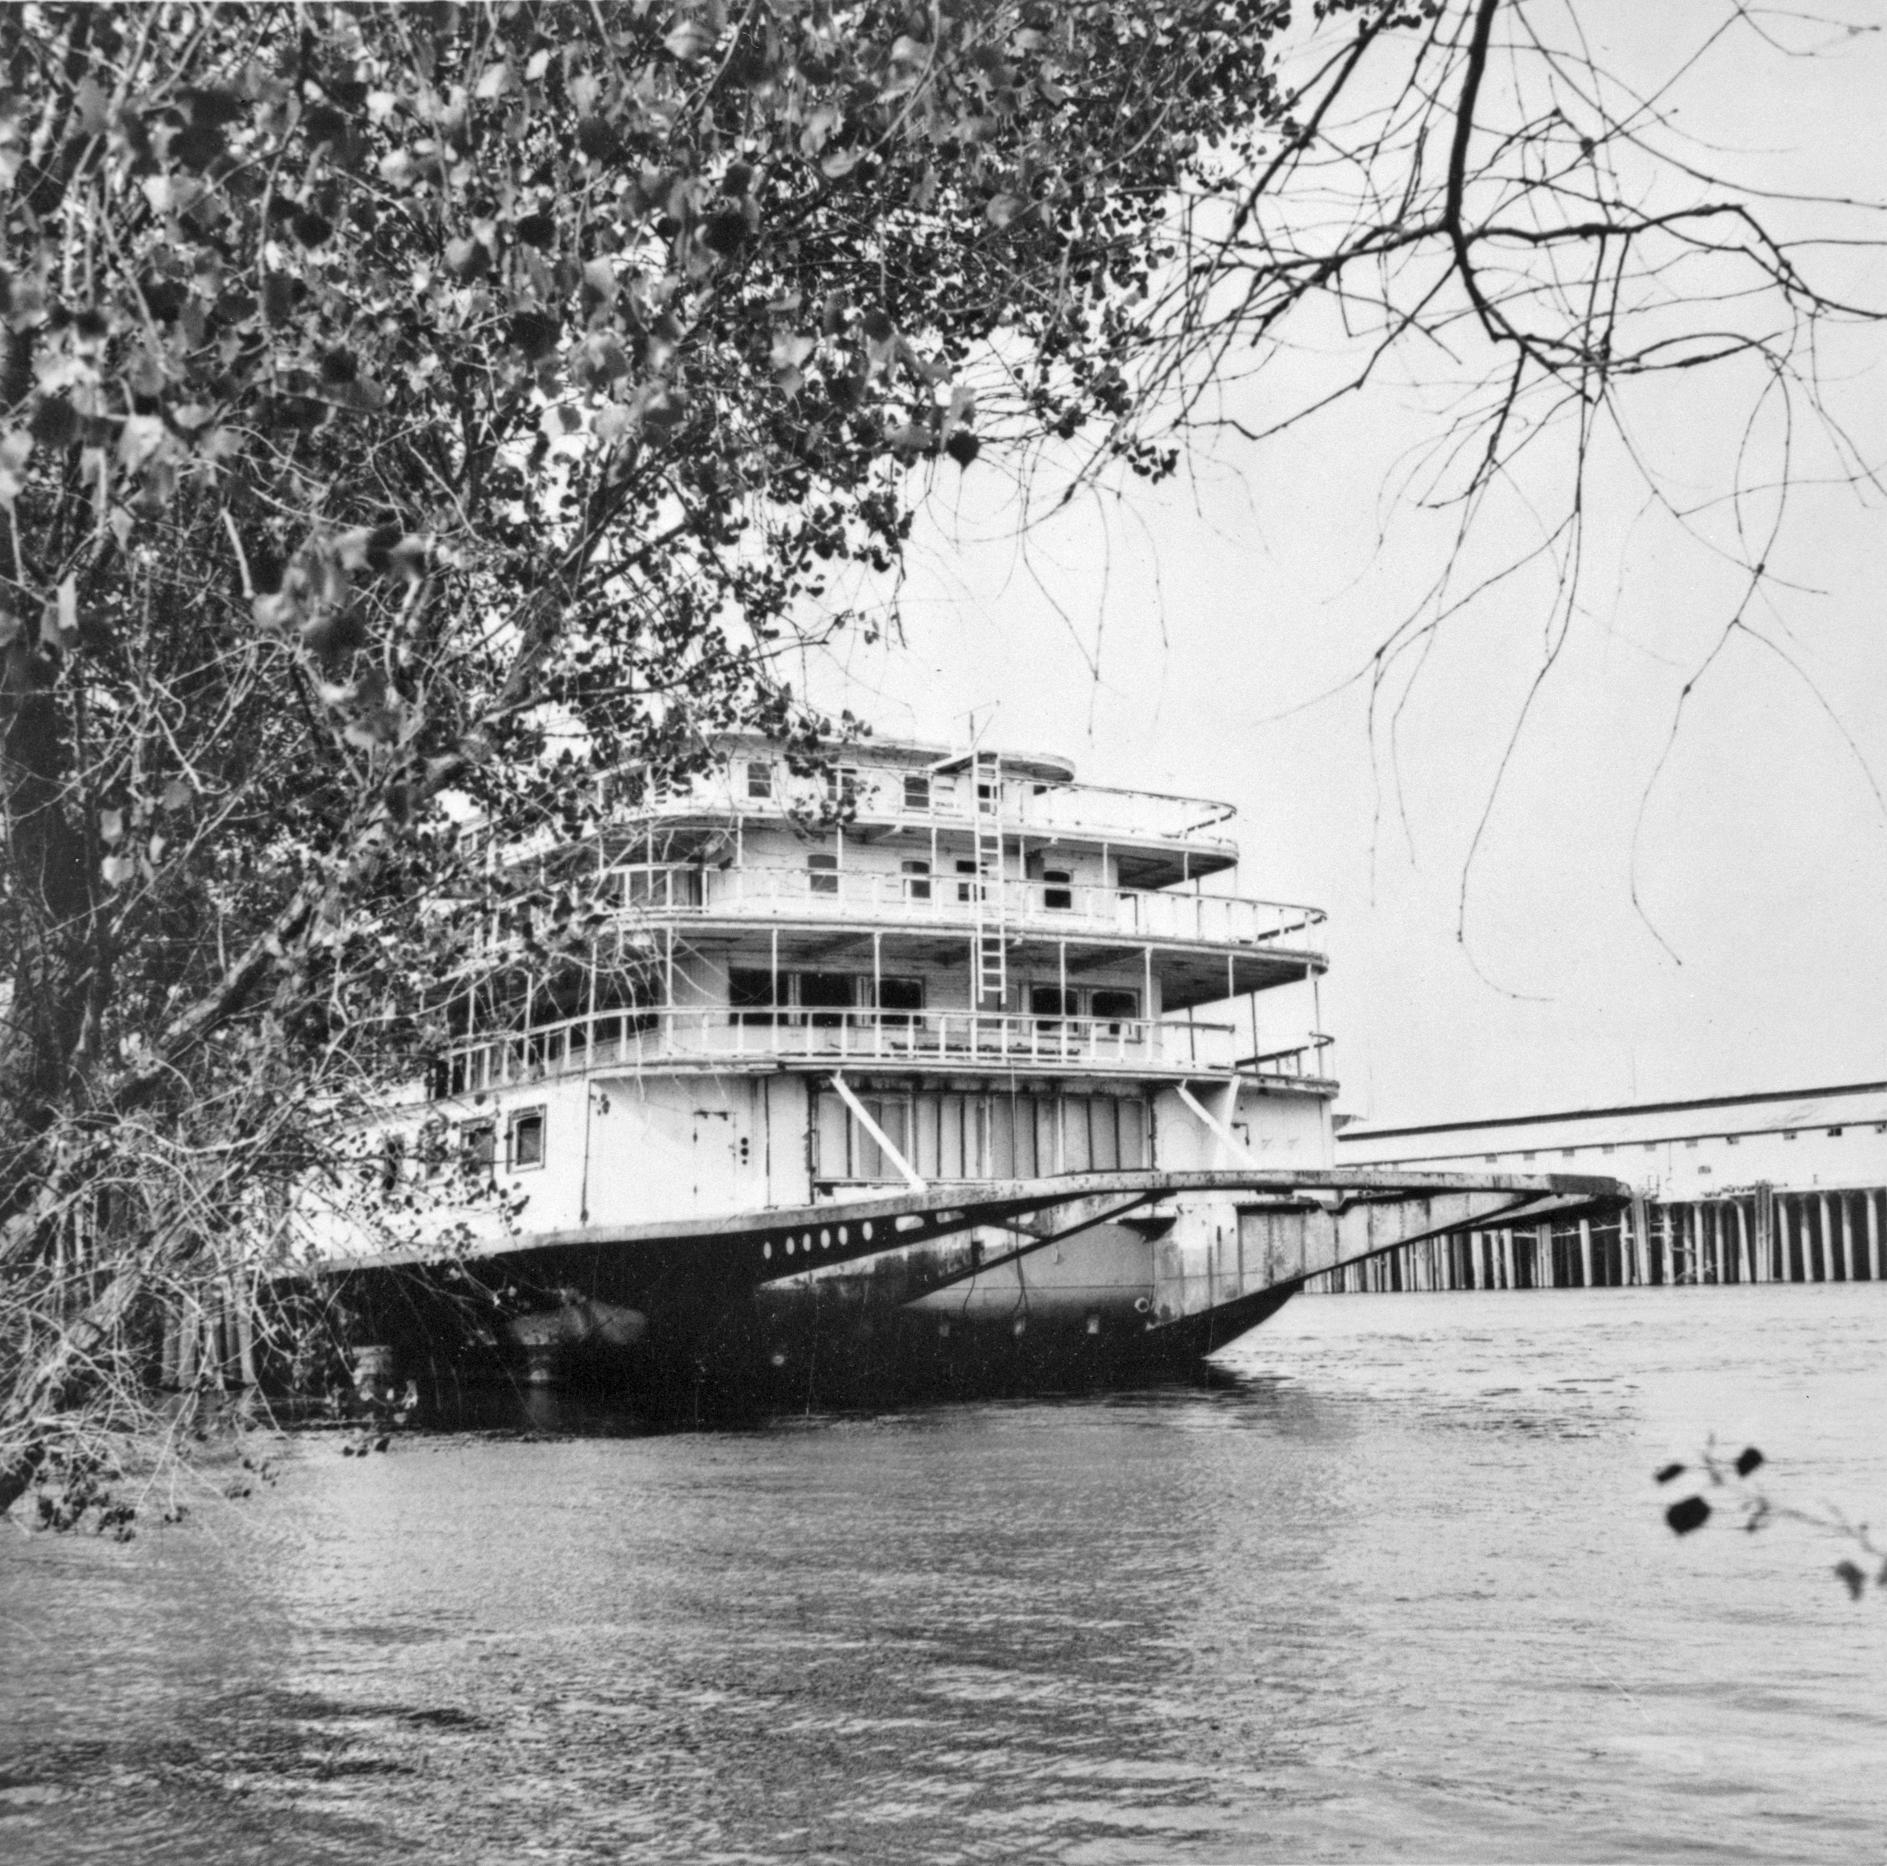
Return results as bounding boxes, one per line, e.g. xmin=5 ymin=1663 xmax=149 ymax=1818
xmin=1869 ymin=1191 xmax=1881 ymax=1282
xmin=1736 ymin=1200 xmax=1752 ymax=1283
xmin=1501 ymin=1229 xmax=1515 ymax=1290
xmin=1818 ymin=1195 xmax=1832 ymax=1282
xmin=1777 ymin=1197 xmax=1793 ymax=1281
xmin=1840 ymin=1195 xmax=1855 ymax=1282
xmin=1578 ymin=1217 xmax=1594 ymax=1288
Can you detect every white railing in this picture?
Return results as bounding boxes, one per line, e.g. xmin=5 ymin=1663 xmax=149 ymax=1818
xmin=440 ymin=1006 xmax=1266 ymax=1094
xmin=644 ymin=767 xmax=1237 ymax=847
xmin=605 ymin=864 xmax=1326 ymax=949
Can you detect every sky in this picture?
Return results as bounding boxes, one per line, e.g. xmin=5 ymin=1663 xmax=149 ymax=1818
xmin=791 ymin=8 xmax=1887 ymax=1128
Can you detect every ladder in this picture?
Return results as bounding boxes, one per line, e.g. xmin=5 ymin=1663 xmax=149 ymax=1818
xmin=972 ymin=753 xmax=1008 ymax=1011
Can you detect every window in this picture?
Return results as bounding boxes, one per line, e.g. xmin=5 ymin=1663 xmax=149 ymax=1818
xmin=1089 ymin=988 xmax=1139 ymax=1028
xmin=1030 ymin=985 xmax=1077 ymax=1020
xmin=1725 ymin=1134 xmax=1739 ymax=1146
xmin=1828 ymin=1126 xmax=1844 ymax=1138
xmin=797 ymin=971 xmax=856 ymax=1028
xmin=1042 ymin=867 xmax=1074 ymax=911
xmin=955 ymin=858 xmax=981 ymax=903
xmin=902 ymin=772 xmax=931 ymax=810
xmin=508 ymin=1108 xmax=546 ymax=1170
xmin=1684 ymin=1138 xmax=1698 ymax=1149
xmin=1521 ymin=1150 xmax=1535 ymax=1161
xmin=873 ymin=976 xmax=924 ymax=1029
xmin=729 ymin=968 xmax=777 ymax=1026
xmin=1601 ymin=1143 xmax=1616 ymax=1154
xmin=901 ymin=857 xmax=932 ymax=902
xmin=1561 ymin=1148 xmax=1577 ymax=1158
xmin=745 ymin=760 xmax=773 ymax=800
xmin=1784 ymin=1130 xmax=1797 ymax=1141
xmin=808 ymin=851 xmax=839 ymax=896
xmin=461 ymin=1120 xmax=495 ymax=1174
xmin=1484 ymin=1153 xmax=1499 ymax=1165
xmin=1643 ymin=1142 xmax=1657 ymax=1152
xmin=824 ymin=764 xmax=859 ymax=802
xmin=976 ymin=779 xmax=999 ymax=815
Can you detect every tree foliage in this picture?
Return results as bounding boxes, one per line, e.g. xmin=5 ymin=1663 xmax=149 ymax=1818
xmin=2 ymin=0 xmax=1881 ymax=1517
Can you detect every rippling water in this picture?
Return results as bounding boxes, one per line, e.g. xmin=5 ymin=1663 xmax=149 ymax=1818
xmin=4 ymin=1285 xmax=1885 ymax=1864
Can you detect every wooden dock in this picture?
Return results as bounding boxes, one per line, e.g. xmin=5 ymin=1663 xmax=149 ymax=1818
xmin=1306 ymin=1185 xmax=1886 ymax=1292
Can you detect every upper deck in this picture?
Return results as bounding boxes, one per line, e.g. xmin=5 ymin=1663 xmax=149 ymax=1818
xmin=628 ymin=738 xmax=1241 ymax=887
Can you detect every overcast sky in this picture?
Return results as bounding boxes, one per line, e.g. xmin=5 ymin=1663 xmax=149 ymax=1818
xmin=796 ymin=9 xmax=1887 ymax=1128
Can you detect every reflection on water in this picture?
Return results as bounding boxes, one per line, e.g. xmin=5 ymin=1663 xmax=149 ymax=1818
xmin=4 ymin=1286 xmax=1885 ymax=1864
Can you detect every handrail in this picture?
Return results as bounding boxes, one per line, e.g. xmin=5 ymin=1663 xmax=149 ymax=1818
xmin=435 ymin=1005 xmax=1317 ymax=1096
xmin=599 ymin=863 xmax=1327 ymax=948
xmin=633 ymin=768 xmax=1242 ymax=846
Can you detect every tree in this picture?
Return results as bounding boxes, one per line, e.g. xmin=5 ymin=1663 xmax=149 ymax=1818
xmin=2 ymin=1 xmax=1879 ymax=1522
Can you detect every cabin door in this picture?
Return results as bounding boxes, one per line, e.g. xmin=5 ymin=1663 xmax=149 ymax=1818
xmin=691 ymin=1110 xmax=737 ymax=1208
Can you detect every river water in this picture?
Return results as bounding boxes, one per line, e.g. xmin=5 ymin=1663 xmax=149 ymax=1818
xmin=4 ymin=1285 xmax=1884 ymax=1864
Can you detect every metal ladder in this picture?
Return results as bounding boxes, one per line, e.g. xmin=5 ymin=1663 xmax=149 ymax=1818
xmin=972 ymin=753 xmax=1007 ymax=1011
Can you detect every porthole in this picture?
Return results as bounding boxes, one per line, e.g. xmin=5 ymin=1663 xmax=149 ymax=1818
xmin=1134 ymin=1296 xmax=1152 ymax=1313
xmin=819 ymin=1229 xmax=830 ymax=1249
xmin=838 ymin=1226 xmax=849 ymax=1245
xmin=785 ymin=1237 xmax=795 ymax=1256
xmin=762 ymin=1242 xmax=772 ymax=1260
xmin=862 ymin=1221 xmax=873 ymax=1241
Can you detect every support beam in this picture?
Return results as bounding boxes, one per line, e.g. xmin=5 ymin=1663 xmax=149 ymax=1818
xmin=829 ymin=1073 xmax=927 ymax=1192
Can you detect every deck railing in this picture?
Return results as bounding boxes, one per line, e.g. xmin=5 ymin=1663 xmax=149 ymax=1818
xmin=605 ymin=863 xmax=1326 ymax=949
xmin=640 ymin=768 xmax=1238 ymax=847
xmin=438 ymin=1005 xmax=1309 ymax=1095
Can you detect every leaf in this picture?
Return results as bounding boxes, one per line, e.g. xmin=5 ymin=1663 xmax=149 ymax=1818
xmin=1665 ymin=1496 xmax=1710 ymax=1536
xmin=986 ymin=192 xmax=1027 ymax=229
xmin=1834 ymin=1560 xmax=1867 ymax=1601
xmin=1654 ymin=1462 xmax=1686 ymax=1485
xmin=159 ymin=779 xmax=195 ymax=812
xmin=99 ymin=809 xmax=125 ymax=844
xmin=944 ymin=429 xmax=980 ymax=468
xmin=1734 ymin=1447 xmax=1764 ymax=1477
xmin=474 ymin=61 xmax=511 ymax=101
xmin=665 ymin=19 xmax=715 ymax=62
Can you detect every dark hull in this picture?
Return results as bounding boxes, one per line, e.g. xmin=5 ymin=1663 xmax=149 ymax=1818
xmin=317 ymin=1218 xmax=1300 ymax=1419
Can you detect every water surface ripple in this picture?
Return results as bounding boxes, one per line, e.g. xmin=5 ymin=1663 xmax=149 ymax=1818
xmin=4 ymin=1285 xmax=1884 ymax=1863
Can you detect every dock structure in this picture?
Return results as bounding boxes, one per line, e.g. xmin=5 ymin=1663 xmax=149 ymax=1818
xmin=1318 ymin=1082 xmax=1887 ymax=1292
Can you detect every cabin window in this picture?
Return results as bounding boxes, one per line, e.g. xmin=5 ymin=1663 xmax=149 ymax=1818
xmin=901 ymin=858 xmax=932 ymax=902
xmin=1725 ymin=1134 xmax=1739 ymax=1146
xmin=873 ymin=976 xmax=925 ymax=1022
xmin=1042 ymin=868 xmax=1074 ymax=910
xmin=797 ymin=971 xmax=856 ymax=1028
xmin=1030 ymin=985 xmax=1077 ymax=1021
xmin=808 ymin=851 xmax=839 ymax=896
xmin=1089 ymin=988 xmax=1138 ymax=1028
xmin=955 ymin=858 xmax=981 ymax=903
xmin=461 ymin=1120 xmax=496 ymax=1174
xmin=1828 ymin=1126 xmax=1844 ymax=1137
xmin=745 ymin=760 xmax=773 ymax=800
xmin=902 ymin=772 xmax=931 ymax=810
xmin=507 ymin=1108 xmax=546 ymax=1170
xmin=1684 ymin=1138 xmax=1698 ymax=1149
xmin=1783 ymin=1130 xmax=1797 ymax=1140
xmin=728 ymin=968 xmax=777 ymax=1026
xmin=976 ymin=779 xmax=999 ymax=815
xmin=824 ymin=765 xmax=859 ymax=802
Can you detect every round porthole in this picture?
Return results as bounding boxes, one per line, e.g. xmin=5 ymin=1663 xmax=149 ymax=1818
xmin=785 ymin=1237 xmax=795 ymax=1256
xmin=862 ymin=1222 xmax=873 ymax=1241
xmin=819 ymin=1229 xmax=830 ymax=1249
xmin=838 ymin=1226 xmax=849 ymax=1245
xmin=762 ymin=1242 xmax=772 ymax=1260
xmin=1134 ymin=1296 xmax=1151 ymax=1313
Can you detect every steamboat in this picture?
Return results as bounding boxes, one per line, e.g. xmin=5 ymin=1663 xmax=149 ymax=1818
xmin=315 ymin=736 xmax=1619 ymax=1406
